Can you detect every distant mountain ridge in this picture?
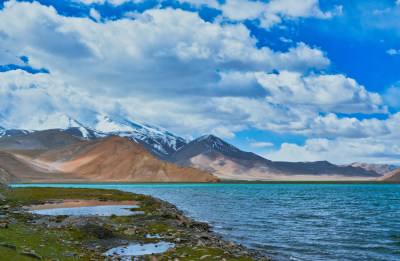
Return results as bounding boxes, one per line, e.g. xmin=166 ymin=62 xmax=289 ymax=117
xmin=340 ymin=162 xmax=399 ymax=175
xmin=172 ymin=135 xmax=383 ymax=180
xmin=0 ymin=114 xmax=397 ymax=181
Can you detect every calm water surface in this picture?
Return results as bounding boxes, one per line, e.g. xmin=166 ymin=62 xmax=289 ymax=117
xmin=13 ymin=183 xmax=400 ymax=261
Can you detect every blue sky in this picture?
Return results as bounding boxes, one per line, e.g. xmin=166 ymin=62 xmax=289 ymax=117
xmin=1 ymin=0 xmax=400 ymax=164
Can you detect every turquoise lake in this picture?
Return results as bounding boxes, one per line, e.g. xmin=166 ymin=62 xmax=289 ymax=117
xmin=12 ymin=183 xmax=400 ymax=261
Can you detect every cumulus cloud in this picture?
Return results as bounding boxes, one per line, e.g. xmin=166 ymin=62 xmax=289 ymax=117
xmin=0 ymin=70 xmax=96 ymax=129
xmin=256 ymin=70 xmax=384 ymax=113
xmin=182 ymin=0 xmax=341 ymax=29
xmin=0 ymin=2 xmax=331 ymax=99
xmin=265 ymin=136 xmax=400 ymax=165
xmin=0 ymin=0 xmax=394 ymax=146
xmin=74 ymin=0 xmax=341 ymax=30
xmin=265 ymin=112 xmax=400 ymax=164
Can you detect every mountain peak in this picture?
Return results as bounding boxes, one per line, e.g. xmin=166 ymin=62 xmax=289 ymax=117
xmin=198 ymin=134 xmax=218 ymax=141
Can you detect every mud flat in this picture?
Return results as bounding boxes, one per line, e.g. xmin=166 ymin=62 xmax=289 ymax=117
xmin=0 ymin=186 xmax=271 ymax=260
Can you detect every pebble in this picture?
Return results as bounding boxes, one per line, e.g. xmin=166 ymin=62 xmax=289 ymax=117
xmin=0 ymin=243 xmax=16 ymax=249
xmin=20 ymin=250 xmax=42 ymax=260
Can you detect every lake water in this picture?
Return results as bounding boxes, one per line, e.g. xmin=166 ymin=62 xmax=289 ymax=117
xmin=12 ymin=183 xmax=400 ymax=261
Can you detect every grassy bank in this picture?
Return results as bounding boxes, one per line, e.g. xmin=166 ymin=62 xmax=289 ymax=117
xmin=0 ymin=186 xmax=269 ymax=261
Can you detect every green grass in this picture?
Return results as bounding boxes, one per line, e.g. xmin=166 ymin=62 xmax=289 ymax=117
xmin=2 ymin=187 xmax=155 ymax=207
xmin=0 ymin=222 xmax=92 ymax=260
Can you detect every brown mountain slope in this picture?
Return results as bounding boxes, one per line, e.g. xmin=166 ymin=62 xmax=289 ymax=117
xmin=0 ymin=129 xmax=84 ymax=150
xmin=378 ymin=168 xmax=400 ymax=181
xmin=0 ymin=151 xmax=87 ymax=183
xmin=340 ymin=162 xmax=399 ymax=176
xmin=40 ymin=136 xmax=219 ymax=182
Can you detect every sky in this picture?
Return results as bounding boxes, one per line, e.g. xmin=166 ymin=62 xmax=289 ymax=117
xmin=0 ymin=0 xmax=400 ymax=165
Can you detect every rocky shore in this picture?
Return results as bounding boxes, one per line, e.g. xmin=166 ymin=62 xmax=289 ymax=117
xmin=0 ymin=185 xmax=271 ymax=260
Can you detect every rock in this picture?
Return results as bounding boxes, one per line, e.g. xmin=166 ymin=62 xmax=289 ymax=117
xmin=124 ymin=228 xmax=136 ymax=235
xmin=166 ymin=247 xmax=175 ymax=253
xmin=200 ymin=255 xmax=211 ymax=260
xmin=228 ymin=241 xmax=236 ymax=247
xmin=171 ymin=254 xmax=179 ymax=258
xmin=76 ymin=223 xmax=113 ymax=239
xmin=200 ymin=232 xmax=209 ymax=239
xmin=0 ymin=222 xmax=8 ymax=228
xmin=0 ymin=243 xmax=16 ymax=249
xmin=21 ymin=250 xmax=42 ymax=259
xmin=64 ymin=252 xmax=77 ymax=256
xmin=175 ymin=238 xmax=181 ymax=243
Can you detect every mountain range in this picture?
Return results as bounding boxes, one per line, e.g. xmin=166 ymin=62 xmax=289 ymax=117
xmin=0 ymin=113 xmax=398 ymax=182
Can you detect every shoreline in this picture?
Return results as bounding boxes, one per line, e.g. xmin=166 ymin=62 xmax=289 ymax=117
xmin=11 ymin=180 xmax=400 ymax=185
xmin=0 ymin=185 xmax=271 ymax=260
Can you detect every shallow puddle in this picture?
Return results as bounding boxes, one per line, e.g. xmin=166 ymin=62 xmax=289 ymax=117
xmin=26 ymin=200 xmax=139 ymax=216
xmin=104 ymin=242 xmax=175 ymax=259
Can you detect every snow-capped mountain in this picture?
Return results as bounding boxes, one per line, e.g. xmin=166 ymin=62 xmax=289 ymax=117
xmin=0 ymin=113 xmax=188 ymax=161
xmin=0 ymin=129 xmax=32 ymax=138
xmin=76 ymin=114 xmax=188 ymax=160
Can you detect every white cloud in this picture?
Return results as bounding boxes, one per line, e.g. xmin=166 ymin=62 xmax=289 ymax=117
xmin=250 ymin=141 xmax=274 ymax=148
xmin=211 ymin=0 xmax=341 ymax=29
xmin=265 ymin=112 xmax=400 ymax=164
xmin=72 ymin=0 xmax=145 ymax=6
xmin=0 ymin=70 xmax=100 ymax=129
xmin=0 ymin=1 xmax=330 ymax=99
xmin=0 ymin=0 xmax=395 ymax=148
xmin=89 ymin=8 xmax=101 ymax=22
xmin=256 ymin=70 xmax=383 ymax=114
xmin=383 ymin=83 xmax=400 ymax=108
xmin=78 ymin=0 xmax=341 ymax=29
xmin=387 ymin=48 xmax=400 ymax=55
xmin=265 ymin=136 xmax=400 ymax=165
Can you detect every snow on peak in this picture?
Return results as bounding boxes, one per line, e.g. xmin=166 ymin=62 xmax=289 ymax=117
xmin=93 ymin=114 xmax=136 ymax=133
xmin=3 ymin=112 xmax=83 ymax=130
